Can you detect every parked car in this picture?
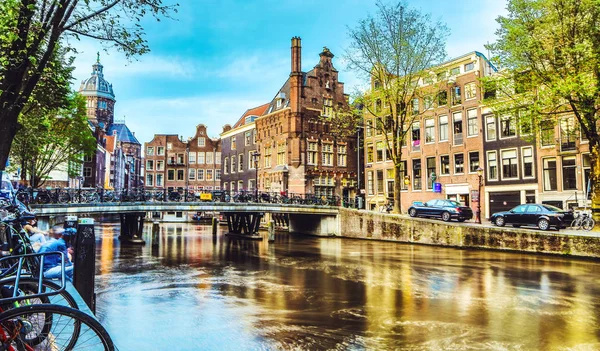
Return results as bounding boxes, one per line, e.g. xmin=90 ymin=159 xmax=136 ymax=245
xmin=490 ymin=204 xmax=574 ymax=231
xmin=407 ymin=199 xmax=473 ymax=222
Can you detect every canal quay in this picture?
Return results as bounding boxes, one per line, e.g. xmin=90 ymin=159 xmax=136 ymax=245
xmin=93 ymin=220 xmax=600 ymax=351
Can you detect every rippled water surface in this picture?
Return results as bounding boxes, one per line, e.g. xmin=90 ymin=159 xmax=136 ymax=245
xmin=93 ymin=221 xmax=600 ymax=350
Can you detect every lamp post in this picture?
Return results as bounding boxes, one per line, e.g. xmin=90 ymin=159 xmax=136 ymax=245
xmin=476 ymin=166 xmax=484 ymax=224
xmin=213 ymin=146 xmax=216 ymax=191
xmin=252 ymin=151 xmax=260 ymax=200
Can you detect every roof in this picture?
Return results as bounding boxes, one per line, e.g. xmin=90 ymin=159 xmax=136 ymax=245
xmin=107 ymin=123 xmax=140 ymax=145
xmin=78 ymin=59 xmax=115 ymax=99
xmin=232 ymin=103 xmax=270 ymax=128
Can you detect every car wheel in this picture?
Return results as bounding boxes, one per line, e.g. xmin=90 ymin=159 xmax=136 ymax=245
xmin=538 ymin=218 xmax=550 ymax=231
xmin=495 ymin=217 xmax=505 ymax=227
xmin=441 ymin=212 xmax=451 ymax=222
xmin=409 ymin=208 xmax=417 ymax=217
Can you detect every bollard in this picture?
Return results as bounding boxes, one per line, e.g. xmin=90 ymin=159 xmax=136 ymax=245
xmin=268 ymin=220 xmax=275 ymax=242
xmin=73 ymin=218 xmax=96 ymax=313
xmin=152 ymin=221 xmax=160 ymax=247
xmin=212 ymin=217 xmax=218 ymax=236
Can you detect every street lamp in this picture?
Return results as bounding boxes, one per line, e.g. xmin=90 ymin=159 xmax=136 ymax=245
xmin=252 ymin=151 xmax=260 ymax=200
xmin=476 ymin=166 xmax=484 ymax=224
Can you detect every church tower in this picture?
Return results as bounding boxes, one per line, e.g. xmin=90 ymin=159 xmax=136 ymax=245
xmin=78 ymin=53 xmax=116 ymax=130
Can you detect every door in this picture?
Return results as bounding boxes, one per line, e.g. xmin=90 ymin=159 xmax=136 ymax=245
xmin=523 ymin=204 xmax=541 ymax=226
xmin=505 ymin=204 xmax=527 ymax=224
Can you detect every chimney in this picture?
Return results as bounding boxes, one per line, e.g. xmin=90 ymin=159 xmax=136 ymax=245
xmin=290 ymin=37 xmax=302 ymax=114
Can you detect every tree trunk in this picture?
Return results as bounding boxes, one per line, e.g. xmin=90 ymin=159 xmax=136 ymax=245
xmin=590 ymin=141 xmax=600 ymax=229
xmin=393 ymin=155 xmax=403 ymax=214
xmin=0 ymin=108 xmax=20 ymax=172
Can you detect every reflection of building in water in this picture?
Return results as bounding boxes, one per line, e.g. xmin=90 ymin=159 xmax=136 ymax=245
xmin=99 ymin=225 xmax=115 ymax=275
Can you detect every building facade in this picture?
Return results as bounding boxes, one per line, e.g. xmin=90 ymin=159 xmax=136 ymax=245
xmin=221 ymin=104 xmax=268 ymax=193
xmin=144 ymin=124 xmax=221 ymax=193
xmin=363 ymin=52 xmax=497 ymax=216
xmin=254 ymin=37 xmax=358 ymax=198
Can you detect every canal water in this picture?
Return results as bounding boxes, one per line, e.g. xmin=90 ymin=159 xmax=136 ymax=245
xmin=93 ymin=221 xmax=600 ymax=351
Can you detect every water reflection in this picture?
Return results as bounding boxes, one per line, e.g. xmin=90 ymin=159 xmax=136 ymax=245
xmin=94 ymin=221 xmax=600 ymax=350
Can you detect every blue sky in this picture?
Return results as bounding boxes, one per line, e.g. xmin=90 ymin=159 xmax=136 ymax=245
xmin=71 ymin=0 xmax=507 ymax=145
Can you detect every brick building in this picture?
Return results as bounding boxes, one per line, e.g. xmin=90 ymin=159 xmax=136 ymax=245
xmin=254 ymin=37 xmax=358 ymax=198
xmin=363 ymin=51 xmax=497 ymax=215
xmin=144 ymin=124 xmax=221 ymax=193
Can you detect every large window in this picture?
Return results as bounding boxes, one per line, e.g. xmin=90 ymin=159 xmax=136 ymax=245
xmin=198 ymin=152 xmax=205 ymax=164
xmin=437 ymin=90 xmax=447 ymax=106
xmin=264 ymin=146 xmax=272 ymax=168
xmin=500 ymin=115 xmax=516 ymax=138
xmin=308 ymin=142 xmax=318 ymax=165
xmin=230 ymin=155 xmax=236 ymax=173
xmin=146 ymin=147 xmax=154 ymax=156
xmin=439 ymin=115 xmax=448 ymax=142
xmin=562 ymin=156 xmax=577 ymax=190
xmin=452 ymin=86 xmax=461 ymax=105
xmin=426 ymin=157 xmax=436 ymax=189
xmin=157 ymin=147 xmax=164 ymax=156
xmin=367 ymin=171 xmax=374 ymax=195
xmin=425 ymin=119 xmax=435 ymax=143
xmin=522 ymin=147 xmax=534 ymax=178
xmin=376 ymin=141 xmax=385 ymax=162
xmin=167 ymin=169 xmax=175 ymax=181
xmin=337 ymin=145 xmax=347 ymax=166
xmin=156 ymin=174 xmax=163 ymax=187
xmin=245 ymin=131 xmax=252 ymax=146
xmin=146 ymin=160 xmax=154 ymax=171
xmin=377 ymin=170 xmax=384 ymax=194
xmin=365 ymin=119 xmax=373 ymax=137
xmin=399 ymin=161 xmax=407 ymax=190
xmin=501 ymin=149 xmax=518 ymax=179
xmin=277 ymin=143 xmax=286 ymax=165
xmin=231 ymin=136 xmax=236 ymax=150
xmin=198 ymin=169 xmax=205 ymax=181
xmin=467 ymin=109 xmax=478 ymax=136
xmin=206 ymin=169 xmax=213 ymax=181
xmin=541 ymin=122 xmax=554 ymax=146
xmin=224 ymin=158 xmax=229 ymax=174
xmin=464 ymin=82 xmax=476 ymax=100
xmin=198 ymin=137 xmax=206 ymax=147
xmin=412 ymin=98 xmax=419 ymax=115
xmin=560 ymin=117 xmax=577 ymax=151
xmin=469 ymin=152 xmax=479 ymax=173
xmin=485 ymin=115 xmax=497 ymax=141
xmin=487 ymin=151 xmax=498 ymax=181
xmin=543 ymin=158 xmax=557 ymax=191
xmin=146 ymin=174 xmax=154 ymax=187
xmin=413 ymin=159 xmax=422 ymax=190
xmin=322 ymin=143 xmax=333 ymax=166
xmin=412 ymin=122 xmax=421 ymax=151
xmin=177 ymin=170 xmax=184 ymax=181
xmin=453 ymin=112 xmax=462 ymax=145
xmin=188 ymin=152 xmax=196 ymax=164
xmin=424 ymin=95 xmax=433 ymax=110
xmin=386 ymin=169 xmax=395 ymax=198
xmin=440 ymin=155 xmax=450 ymax=175
xmin=367 ymin=144 xmax=374 ymax=163
xmin=454 ymin=153 xmax=464 ymax=174
xmin=189 ymin=169 xmax=196 ymax=180
xmin=206 ymin=152 xmax=214 ymax=165
xmin=156 ymin=160 xmax=164 ymax=171
xmin=238 ymin=154 xmax=244 ymax=172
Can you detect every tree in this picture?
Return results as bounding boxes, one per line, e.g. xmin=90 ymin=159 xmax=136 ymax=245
xmin=11 ymin=93 xmax=96 ymax=187
xmin=485 ymin=0 xmax=600 ymax=216
xmin=344 ymin=0 xmax=448 ymax=213
xmin=0 ymin=0 xmax=177 ymax=172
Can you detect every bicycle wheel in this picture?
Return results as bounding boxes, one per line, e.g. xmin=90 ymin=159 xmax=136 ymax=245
xmin=57 ymin=192 xmax=70 ymax=204
xmin=582 ymin=217 xmax=595 ymax=231
xmin=0 ymin=304 xmax=114 ymax=350
xmin=570 ymin=218 xmax=581 ymax=230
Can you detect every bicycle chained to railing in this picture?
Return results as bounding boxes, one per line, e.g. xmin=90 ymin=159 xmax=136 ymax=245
xmin=570 ymin=209 xmax=595 ymax=231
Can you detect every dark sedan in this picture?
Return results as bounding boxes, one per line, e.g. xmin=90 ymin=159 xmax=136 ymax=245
xmin=490 ymin=204 xmax=574 ymax=231
xmin=408 ymin=199 xmax=474 ymax=222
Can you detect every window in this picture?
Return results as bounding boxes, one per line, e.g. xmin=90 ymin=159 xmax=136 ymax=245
xmin=337 ymin=145 xmax=347 ymax=166
xmin=216 ymin=170 xmax=221 ymax=181
xmin=206 ymin=169 xmax=213 ymax=181
xmin=469 ymin=152 xmax=479 ymax=173
xmin=425 ymin=119 xmax=435 ymax=143
xmin=249 ymin=151 xmax=256 ymax=169
xmin=560 ymin=117 xmax=577 ymax=151
xmin=452 ymin=86 xmax=461 ymax=105
xmin=464 ymin=62 xmax=475 ymax=71
xmin=412 ymin=98 xmax=419 ymax=115
xmin=323 ymin=98 xmax=333 ymax=117
xmin=519 ymin=110 xmax=532 ymax=136
xmin=238 ymin=154 xmax=244 ymax=172
xmin=308 ymin=142 xmax=318 ymax=165
xmin=167 ymin=169 xmax=175 ymax=181
xmin=412 ymin=122 xmax=421 ymax=150
xmin=83 ymin=167 xmax=92 ymax=177
xmin=439 ymin=116 xmax=448 ymax=142
xmin=146 ymin=147 xmax=154 ymax=156
xmin=376 ymin=141 xmax=384 ymax=162
xmin=224 ymin=157 xmax=229 ymax=174
xmin=156 ymin=174 xmax=163 ymax=187
xmin=563 ymin=157 xmax=577 ymax=190
xmin=264 ymin=146 xmax=272 ymax=168
xmin=500 ymin=115 xmax=516 ymax=138
xmin=231 ymin=136 xmax=236 ymax=150
xmin=454 ymin=154 xmax=464 ymax=174
xmin=464 ymin=82 xmax=476 ymax=100
xmin=426 ymin=157 xmax=436 ymax=189
xmin=487 ymin=151 xmax=498 ymax=181
xmin=198 ymin=169 xmax=205 ymax=181
xmin=440 ymin=155 xmax=450 ymax=175
xmin=543 ymin=158 xmax=557 ymax=191
xmin=215 ymin=152 xmax=221 ymax=164
xmin=167 ymin=143 xmax=172 ymax=150
xmin=177 ymin=154 xmax=184 ymax=164
xmin=377 ymin=170 xmax=384 ymax=194
xmin=230 ymin=156 xmax=236 ymax=173
xmin=583 ymin=154 xmax=591 ymax=194
xmin=277 ymin=144 xmax=286 ymax=165
xmin=177 ymin=170 xmax=184 ymax=181
xmin=245 ymin=131 xmax=252 ymax=146
xmin=365 ymin=119 xmax=373 ymax=137
xmin=157 ymin=147 xmax=165 ymax=156
xmin=437 ymin=90 xmax=447 ymax=106
xmin=206 ymin=152 xmax=213 ymax=165
xmin=146 ymin=174 xmax=154 ymax=187
xmin=467 ymin=109 xmax=478 ymax=136
xmin=424 ymin=95 xmax=433 ymax=110
xmin=501 ymin=149 xmax=518 ymax=179
xmin=367 ymin=171 xmax=374 ymax=195
xmin=197 ymin=152 xmax=205 ymax=164
xmin=453 ymin=112 xmax=463 ymax=145
xmin=367 ymin=144 xmax=374 ymax=163
xmin=146 ymin=160 xmax=154 ymax=171
xmin=198 ymin=137 xmax=206 ymax=147
xmin=450 ymin=67 xmax=460 ymax=76
xmin=156 ymin=160 xmax=164 ymax=171
xmin=485 ymin=115 xmax=497 ymax=141
xmin=413 ymin=159 xmax=422 ymax=190
xmin=399 ymin=161 xmax=408 ymax=190
xmin=522 ymin=147 xmax=534 ymax=178
xmin=188 ymin=152 xmax=196 ymax=164
xmin=189 ymin=169 xmax=196 ymax=180
xmin=541 ymin=122 xmax=554 ymax=146
xmin=322 ymin=143 xmax=333 ymax=166
xmin=386 ymin=169 xmax=395 ymax=198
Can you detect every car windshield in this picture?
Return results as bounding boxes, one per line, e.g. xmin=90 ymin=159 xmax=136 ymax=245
xmin=542 ymin=204 xmax=563 ymax=212
xmin=445 ymin=200 xmax=461 ymax=207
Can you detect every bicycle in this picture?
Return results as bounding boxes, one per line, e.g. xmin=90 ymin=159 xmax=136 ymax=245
xmin=571 ymin=211 xmax=595 ymax=231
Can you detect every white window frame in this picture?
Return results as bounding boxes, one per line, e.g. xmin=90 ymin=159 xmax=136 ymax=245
xmin=521 ymin=146 xmax=535 ymax=179
xmin=198 ymin=137 xmax=206 ymax=147
xmin=500 ymin=148 xmax=519 ymax=180
xmin=487 ymin=151 xmax=498 ymax=181
xmin=499 ymin=115 xmax=517 ymax=140
xmin=438 ymin=115 xmax=448 ymax=142
xmin=466 ymin=109 xmax=478 ymax=137
xmin=485 ymin=115 xmax=497 ymax=141
xmin=453 ymin=153 xmax=464 ymax=175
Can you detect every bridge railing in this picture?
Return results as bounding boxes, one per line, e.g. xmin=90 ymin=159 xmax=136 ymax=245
xmin=15 ymin=187 xmax=360 ymax=208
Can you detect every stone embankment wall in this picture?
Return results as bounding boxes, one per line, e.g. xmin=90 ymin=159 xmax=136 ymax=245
xmin=339 ymin=208 xmax=600 ymax=259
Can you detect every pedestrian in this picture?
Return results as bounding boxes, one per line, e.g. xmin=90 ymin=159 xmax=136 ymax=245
xmin=38 ymin=225 xmax=74 ymax=281
xmin=22 ymin=217 xmax=47 ymax=251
